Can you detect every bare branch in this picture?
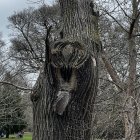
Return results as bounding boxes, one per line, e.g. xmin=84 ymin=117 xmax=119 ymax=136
xmin=99 ymin=77 xmax=122 ymax=90
xmin=104 ymin=9 xmax=129 ymax=33
xmin=0 ymin=81 xmax=32 ymax=91
xmin=101 ymin=50 xmax=124 ymax=90
xmin=133 ymin=34 xmax=140 ymax=37
xmin=115 ymin=0 xmax=131 ymax=19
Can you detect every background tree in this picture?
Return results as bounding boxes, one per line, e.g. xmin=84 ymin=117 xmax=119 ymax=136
xmin=22 ymin=92 xmax=33 ymax=132
xmin=97 ymin=0 xmax=140 ymax=139
xmin=8 ymin=4 xmax=60 ymax=73
xmin=0 ymin=72 xmax=27 ymax=138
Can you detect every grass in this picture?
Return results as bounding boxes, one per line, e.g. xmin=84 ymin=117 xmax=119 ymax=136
xmin=0 ymin=132 xmax=32 ymax=140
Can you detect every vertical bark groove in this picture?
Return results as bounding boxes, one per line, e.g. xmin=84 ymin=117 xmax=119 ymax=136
xmin=32 ymin=0 xmax=100 ymax=139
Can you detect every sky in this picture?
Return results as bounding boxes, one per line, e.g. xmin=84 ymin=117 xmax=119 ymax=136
xmin=0 ymin=0 xmax=54 ymax=43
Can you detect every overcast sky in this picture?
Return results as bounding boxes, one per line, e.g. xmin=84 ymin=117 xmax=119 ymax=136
xmin=0 ymin=0 xmax=54 ymax=42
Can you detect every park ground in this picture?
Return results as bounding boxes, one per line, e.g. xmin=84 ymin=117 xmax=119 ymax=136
xmin=0 ymin=132 xmax=32 ymax=140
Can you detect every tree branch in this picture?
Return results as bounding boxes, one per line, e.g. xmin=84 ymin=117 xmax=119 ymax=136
xmin=104 ymin=9 xmax=129 ymax=33
xmin=133 ymin=34 xmax=140 ymax=37
xmin=129 ymin=11 xmax=140 ymax=38
xmin=0 ymin=81 xmax=32 ymax=91
xmin=115 ymin=0 xmax=131 ymax=19
xmin=101 ymin=50 xmax=124 ymax=90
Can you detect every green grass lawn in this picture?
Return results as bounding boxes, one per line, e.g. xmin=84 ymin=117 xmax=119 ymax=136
xmin=0 ymin=132 xmax=32 ymax=140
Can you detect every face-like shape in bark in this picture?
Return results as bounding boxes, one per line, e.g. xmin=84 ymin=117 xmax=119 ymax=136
xmin=51 ymin=41 xmax=88 ymax=115
xmin=51 ymin=41 xmax=88 ymax=68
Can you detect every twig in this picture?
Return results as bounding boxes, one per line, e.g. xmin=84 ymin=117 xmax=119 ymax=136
xmin=0 ymin=81 xmax=32 ymax=91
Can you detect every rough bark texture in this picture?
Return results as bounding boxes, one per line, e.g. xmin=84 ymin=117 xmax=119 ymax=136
xmin=32 ymin=0 xmax=100 ymax=140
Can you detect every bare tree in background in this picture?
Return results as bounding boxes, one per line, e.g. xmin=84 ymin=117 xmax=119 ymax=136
xmin=8 ymin=5 xmax=60 ymax=73
xmin=0 ymin=72 xmax=28 ymax=138
xmin=0 ymin=33 xmax=5 ymax=77
xmin=99 ymin=0 xmax=140 ymax=139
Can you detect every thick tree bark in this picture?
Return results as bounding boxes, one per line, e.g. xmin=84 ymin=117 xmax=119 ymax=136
xmin=31 ymin=0 xmax=100 ymax=140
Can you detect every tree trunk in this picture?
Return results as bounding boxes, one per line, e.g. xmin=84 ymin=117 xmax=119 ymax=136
xmin=123 ymin=38 xmax=138 ymax=140
xmin=31 ymin=0 xmax=100 ymax=140
xmin=6 ymin=132 xmax=9 ymax=138
xmin=5 ymin=127 xmax=10 ymax=138
xmin=123 ymin=0 xmax=139 ymax=139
